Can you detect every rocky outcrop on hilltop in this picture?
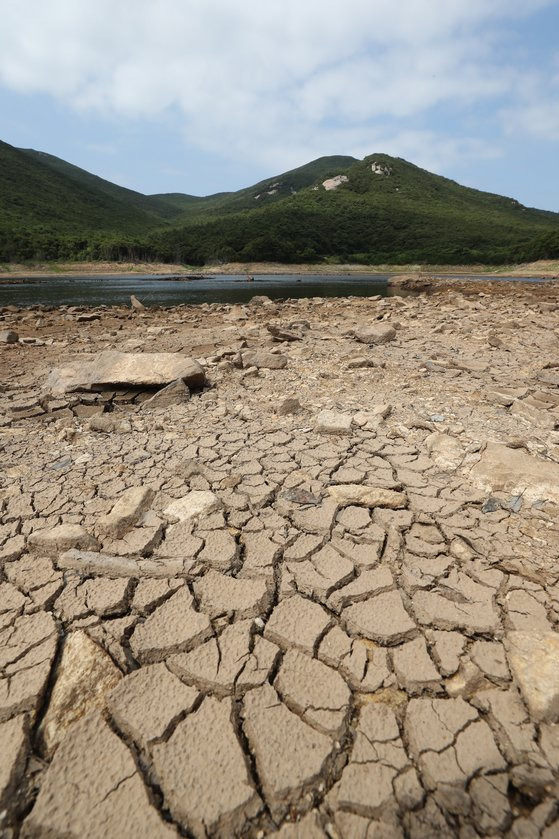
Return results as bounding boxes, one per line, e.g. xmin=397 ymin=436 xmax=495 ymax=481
xmin=1 ymin=282 xmax=559 ymax=837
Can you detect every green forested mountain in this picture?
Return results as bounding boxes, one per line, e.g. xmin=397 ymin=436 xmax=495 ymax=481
xmin=0 ymin=139 xmax=557 ymax=264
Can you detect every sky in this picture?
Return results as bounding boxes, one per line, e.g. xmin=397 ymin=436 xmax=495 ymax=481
xmin=1 ymin=0 xmax=559 ymax=210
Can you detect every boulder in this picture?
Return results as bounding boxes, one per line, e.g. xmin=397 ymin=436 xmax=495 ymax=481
xmin=249 ymin=295 xmax=272 ymax=306
xmin=353 ymin=324 xmax=396 ymax=345
xmin=45 ymin=351 xmax=206 ymax=395
xmin=130 ymin=295 xmax=146 ymax=311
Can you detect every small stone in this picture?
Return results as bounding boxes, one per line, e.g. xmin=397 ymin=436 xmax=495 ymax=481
xmin=97 ymin=486 xmax=154 ymax=539
xmin=164 ymin=490 xmax=220 ymax=524
xmin=0 ymin=330 xmax=19 ymax=343
xmin=141 ymin=379 xmax=190 ymax=409
xmin=481 ymin=497 xmax=501 ymax=514
xmin=130 ymin=294 xmax=146 ymax=310
xmin=425 ymin=433 xmax=464 ymax=470
xmin=328 ymin=484 xmax=407 ymax=509
xmin=241 ymin=350 xmax=287 ymax=369
xmin=316 ymin=410 xmax=353 ymax=434
xmin=277 ymin=397 xmax=302 ymax=416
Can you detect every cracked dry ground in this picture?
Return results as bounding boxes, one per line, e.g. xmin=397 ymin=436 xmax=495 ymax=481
xmin=2 ymin=284 xmax=559 ymax=839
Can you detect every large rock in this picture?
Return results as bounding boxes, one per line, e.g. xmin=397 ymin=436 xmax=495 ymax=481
xmin=38 ymin=630 xmax=122 ymax=757
xmin=470 ymin=441 xmax=559 ymax=504
xmin=506 ymin=631 xmax=559 ymax=722
xmin=45 ymin=351 xmax=206 ymax=394
xmin=0 ymin=715 xmax=28 ymax=811
xmin=426 ymin=432 xmax=464 ymax=470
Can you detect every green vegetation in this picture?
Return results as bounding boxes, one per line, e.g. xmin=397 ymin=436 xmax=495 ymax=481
xmin=1 ymin=139 xmax=557 ymax=265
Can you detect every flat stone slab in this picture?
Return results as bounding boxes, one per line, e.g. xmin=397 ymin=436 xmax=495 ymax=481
xmin=27 ymin=524 xmax=99 ymax=556
xmin=164 ymin=491 xmax=220 ymax=524
xmin=506 ymin=631 xmax=559 ymax=722
xmin=470 ymin=441 xmax=559 ymax=504
xmin=45 ymin=350 xmax=206 ymax=394
xmin=328 ymin=484 xmax=407 ymax=509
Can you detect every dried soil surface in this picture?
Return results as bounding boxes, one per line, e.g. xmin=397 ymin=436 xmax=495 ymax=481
xmin=1 ymin=282 xmax=559 ymax=838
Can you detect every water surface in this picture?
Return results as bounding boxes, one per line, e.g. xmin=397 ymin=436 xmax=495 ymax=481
xmin=0 ymin=272 xmax=546 ymax=308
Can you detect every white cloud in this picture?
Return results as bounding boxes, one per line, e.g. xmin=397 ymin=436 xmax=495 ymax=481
xmin=0 ymin=0 xmax=554 ymax=172
xmin=499 ymin=51 xmax=559 ymax=142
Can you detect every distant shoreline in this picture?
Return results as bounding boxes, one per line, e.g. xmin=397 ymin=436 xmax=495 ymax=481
xmin=1 ymin=258 xmax=558 ymax=280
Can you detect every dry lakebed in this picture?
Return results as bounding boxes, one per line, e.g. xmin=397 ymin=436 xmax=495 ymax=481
xmin=1 ymin=279 xmax=559 ymax=838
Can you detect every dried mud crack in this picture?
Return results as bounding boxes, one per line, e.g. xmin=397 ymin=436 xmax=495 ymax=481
xmin=1 ymin=282 xmax=559 ymax=837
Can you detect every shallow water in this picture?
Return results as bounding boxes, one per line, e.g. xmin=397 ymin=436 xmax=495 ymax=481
xmin=0 ymin=271 xmax=547 ymax=308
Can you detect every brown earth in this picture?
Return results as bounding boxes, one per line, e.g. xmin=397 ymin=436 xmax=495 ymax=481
xmin=1 ymin=281 xmax=559 ymax=837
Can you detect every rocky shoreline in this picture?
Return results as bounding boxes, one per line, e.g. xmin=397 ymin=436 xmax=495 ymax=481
xmin=1 ymin=257 xmax=558 ymax=280
xmin=1 ymin=283 xmax=559 ymax=837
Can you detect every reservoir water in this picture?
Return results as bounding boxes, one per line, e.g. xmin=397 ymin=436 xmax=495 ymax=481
xmin=0 ymin=273 xmax=399 ymax=307
xmin=0 ymin=272 xmax=546 ymax=308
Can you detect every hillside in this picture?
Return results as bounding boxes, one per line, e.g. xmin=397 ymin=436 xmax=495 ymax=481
xmin=0 ymin=139 xmax=557 ymax=264
xmin=147 ymin=154 xmax=559 ymax=265
xmin=22 ymin=149 xmax=188 ymax=221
